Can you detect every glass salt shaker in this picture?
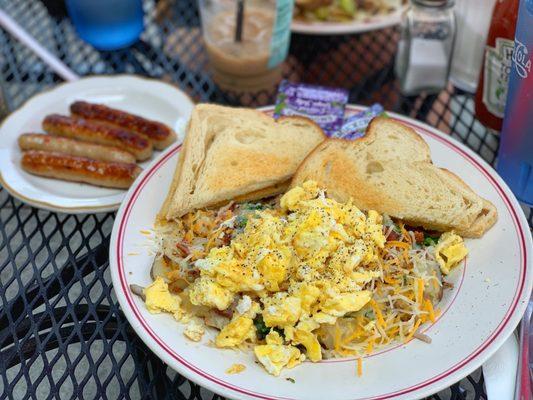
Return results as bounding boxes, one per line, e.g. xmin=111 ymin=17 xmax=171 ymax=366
xmin=395 ymin=0 xmax=456 ymax=95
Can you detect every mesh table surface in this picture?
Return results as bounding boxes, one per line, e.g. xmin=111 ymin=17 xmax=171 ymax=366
xmin=0 ymin=0 xmax=531 ymax=399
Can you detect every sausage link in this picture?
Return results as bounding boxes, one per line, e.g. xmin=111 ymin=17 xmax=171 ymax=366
xmin=42 ymin=114 xmax=152 ymax=161
xmin=21 ymin=150 xmax=142 ymax=189
xmin=18 ymin=133 xmax=136 ymax=164
xmin=71 ymin=101 xmax=177 ymax=150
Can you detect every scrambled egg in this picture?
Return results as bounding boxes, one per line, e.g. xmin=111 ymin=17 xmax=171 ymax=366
xmin=254 ymin=331 xmax=305 ymax=376
xmin=435 ymin=232 xmax=468 ymax=275
xmin=144 ymin=277 xmax=181 ymax=314
xmin=216 ymin=315 xmax=255 ymax=347
xmin=143 ymin=181 xmax=471 ymax=377
xmin=143 ymin=181 xmax=471 ymax=376
xmin=185 ymin=181 xmax=385 ymax=375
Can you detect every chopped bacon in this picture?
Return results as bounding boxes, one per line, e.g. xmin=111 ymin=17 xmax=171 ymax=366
xmin=413 ymin=231 xmax=424 ymax=243
xmin=215 ymin=308 xmax=234 ymax=319
xmin=386 ymin=230 xmax=400 ymax=241
xmin=220 ymin=231 xmax=232 ymax=245
xmin=176 ymin=241 xmax=190 ymax=256
xmin=187 ymin=269 xmax=200 ymax=279
xmin=214 ymin=298 xmax=238 ymax=319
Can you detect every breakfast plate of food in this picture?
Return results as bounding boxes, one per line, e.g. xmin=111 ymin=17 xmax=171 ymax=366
xmin=0 ymin=75 xmax=194 ymax=213
xmin=292 ymin=0 xmax=407 ymax=35
xmin=110 ymin=104 xmax=532 ymax=400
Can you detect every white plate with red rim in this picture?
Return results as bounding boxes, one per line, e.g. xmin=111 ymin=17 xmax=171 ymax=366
xmin=109 ymin=105 xmax=532 ymax=400
xmin=0 ymin=75 xmax=194 ymax=214
xmin=291 ymin=5 xmax=406 ymax=35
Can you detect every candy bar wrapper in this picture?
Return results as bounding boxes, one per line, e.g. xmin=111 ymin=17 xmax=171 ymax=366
xmin=274 ymin=81 xmax=349 ymax=135
xmin=334 ymin=103 xmax=385 ymax=140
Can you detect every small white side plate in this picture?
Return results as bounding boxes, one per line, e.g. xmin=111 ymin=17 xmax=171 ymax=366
xmin=0 ymin=75 xmax=194 ymax=214
xmin=291 ymin=6 xmax=406 ymax=35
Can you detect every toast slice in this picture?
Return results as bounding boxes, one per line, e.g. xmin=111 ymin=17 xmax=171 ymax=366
xmin=161 ymin=104 xmax=325 ymax=219
xmin=292 ymin=117 xmax=497 ymax=237
xmin=438 ymin=169 xmax=498 ymax=237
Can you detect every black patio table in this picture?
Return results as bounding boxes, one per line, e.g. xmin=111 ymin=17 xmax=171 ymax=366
xmin=0 ymin=0 xmax=531 ymax=399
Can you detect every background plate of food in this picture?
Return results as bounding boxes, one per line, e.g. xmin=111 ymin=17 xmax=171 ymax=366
xmin=292 ymin=0 xmax=407 ymax=35
xmin=110 ymin=104 xmax=532 ymax=400
xmin=0 ymin=75 xmax=194 ymax=214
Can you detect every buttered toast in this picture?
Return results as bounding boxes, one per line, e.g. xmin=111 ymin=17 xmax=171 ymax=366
xmin=161 ymin=104 xmax=325 ymax=220
xmin=292 ymin=117 xmax=497 ymax=237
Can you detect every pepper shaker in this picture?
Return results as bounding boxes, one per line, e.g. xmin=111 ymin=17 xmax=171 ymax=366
xmin=395 ymin=0 xmax=456 ymax=96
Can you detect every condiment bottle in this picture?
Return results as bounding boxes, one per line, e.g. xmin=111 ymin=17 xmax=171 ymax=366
xmin=395 ymin=0 xmax=456 ymax=96
xmin=474 ymin=0 xmax=519 ymax=131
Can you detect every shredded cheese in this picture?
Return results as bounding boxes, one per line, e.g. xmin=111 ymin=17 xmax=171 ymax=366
xmin=416 ymin=278 xmax=424 ymax=304
xmin=424 ymin=299 xmax=436 ymax=322
xmin=385 ymin=241 xmax=411 ymax=250
xmin=370 ymin=299 xmax=385 ymax=328
xmin=365 ymin=338 xmax=374 ymax=355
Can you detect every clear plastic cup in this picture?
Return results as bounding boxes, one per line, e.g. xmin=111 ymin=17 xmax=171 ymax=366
xmin=198 ymin=0 xmax=294 ymax=92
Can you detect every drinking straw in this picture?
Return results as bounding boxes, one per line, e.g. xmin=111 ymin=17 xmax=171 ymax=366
xmin=0 ymin=9 xmax=79 ymax=81
xmin=235 ymin=0 xmax=244 ymax=42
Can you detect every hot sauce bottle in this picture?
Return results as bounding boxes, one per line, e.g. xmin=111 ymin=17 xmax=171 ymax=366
xmin=474 ymin=0 xmax=519 ymax=131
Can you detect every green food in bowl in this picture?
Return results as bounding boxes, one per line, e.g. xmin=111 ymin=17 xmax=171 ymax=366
xmin=339 ymin=0 xmax=355 ymax=16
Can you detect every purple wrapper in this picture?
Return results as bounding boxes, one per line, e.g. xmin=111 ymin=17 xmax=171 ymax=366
xmin=334 ymin=103 xmax=385 ymax=140
xmin=274 ymin=81 xmax=349 ymax=135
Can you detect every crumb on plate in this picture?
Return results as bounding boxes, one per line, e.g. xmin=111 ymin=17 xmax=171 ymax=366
xmin=226 ymin=364 xmax=246 ymax=374
xmin=184 ymin=319 xmax=205 ymax=342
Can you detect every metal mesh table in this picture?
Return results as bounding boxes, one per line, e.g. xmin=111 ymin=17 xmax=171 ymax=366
xmin=0 ymin=0 xmax=531 ymax=399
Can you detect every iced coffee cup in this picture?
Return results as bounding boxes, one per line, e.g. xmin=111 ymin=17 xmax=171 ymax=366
xmin=198 ymin=0 xmax=294 ymax=92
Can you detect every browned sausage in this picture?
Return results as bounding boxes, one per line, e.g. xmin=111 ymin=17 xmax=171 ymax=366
xmin=21 ymin=150 xmax=142 ymax=189
xmin=70 ymin=101 xmax=177 ymax=150
xmin=42 ymin=114 xmax=152 ymax=161
xmin=18 ymin=133 xmax=136 ymax=164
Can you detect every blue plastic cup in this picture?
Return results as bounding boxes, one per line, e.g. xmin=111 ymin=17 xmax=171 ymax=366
xmin=66 ymin=0 xmax=144 ymax=50
xmin=497 ymin=0 xmax=533 ymax=206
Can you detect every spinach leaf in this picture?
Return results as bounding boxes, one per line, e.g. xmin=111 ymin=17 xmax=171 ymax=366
xmin=423 ymin=234 xmax=440 ymax=247
xmin=235 ymin=215 xmax=248 ymax=230
xmin=243 ymin=203 xmax=266 ymax=211
xmin=253 ymin=315 xmax=270 ymax=340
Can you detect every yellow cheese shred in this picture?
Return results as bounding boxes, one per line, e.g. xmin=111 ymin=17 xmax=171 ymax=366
xmin=416 ymin=278 xmax=424 ymax=304
xmin=370 ymin=300 xmax=385 ymax=329
xmin=424 ymin=299 xmax=436 ymax=322
xmin=365 ymin=338 xmax=374 ymax=355
xmin=385 ymin=241 xmax=411 ymax=250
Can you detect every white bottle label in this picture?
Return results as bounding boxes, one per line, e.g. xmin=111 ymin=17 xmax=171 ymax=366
xmin=513 ymin=39 xmax=531 ymax=78
xmin=482 ymin=37 xmax=515 ymax=117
